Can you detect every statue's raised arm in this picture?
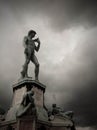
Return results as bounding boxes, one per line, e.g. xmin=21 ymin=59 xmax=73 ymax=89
xmin=34 ymin=38 xmax=41 ymax=52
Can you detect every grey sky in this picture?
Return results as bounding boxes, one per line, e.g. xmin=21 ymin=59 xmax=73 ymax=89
xmin=0 ymin=0 xmax=97 ymax=130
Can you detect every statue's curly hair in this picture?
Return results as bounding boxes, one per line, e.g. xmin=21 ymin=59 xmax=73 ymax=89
xmin=28 ymin=30 xmax=36 ymax=36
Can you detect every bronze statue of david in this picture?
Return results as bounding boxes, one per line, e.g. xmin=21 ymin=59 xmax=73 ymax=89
xmin=21 ymin=30 xmax=41 ymax=80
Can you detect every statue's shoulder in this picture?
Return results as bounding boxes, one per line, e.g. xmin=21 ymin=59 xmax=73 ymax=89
xmin=23 ymin=36 xmax=29 ymax=48
xmin=24 ymin=36 xmax=28 ymax=43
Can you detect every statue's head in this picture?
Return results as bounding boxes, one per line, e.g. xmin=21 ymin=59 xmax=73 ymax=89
xmin=27 ymin=89 xmax=34 ymax=96
xmin=28 ymin=30 xmax=36 ymax=38
xmin=30 ymin=89 xmax=34 ymax=96
xmin=26 ymin=86 xmax=34 ymax=96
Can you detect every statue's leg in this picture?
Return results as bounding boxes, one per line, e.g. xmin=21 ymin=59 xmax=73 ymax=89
xmin=31 ymin=55 xmax=39 ymax=80
xmin=21 ymin=54 xmax=30 ymax=78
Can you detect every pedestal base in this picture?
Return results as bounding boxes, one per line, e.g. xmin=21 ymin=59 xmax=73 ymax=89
xmin=0 ymin=78 xmax=75 ymax=130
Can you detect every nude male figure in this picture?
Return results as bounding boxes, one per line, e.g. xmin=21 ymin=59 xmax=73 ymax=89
xmin=21 ymin=30 xmax=40 ymax=80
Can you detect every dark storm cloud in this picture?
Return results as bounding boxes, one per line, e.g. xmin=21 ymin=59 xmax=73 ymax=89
xmin=61 ymin=28 xmax=97 ymax=128
xmin=65 ymin=81 xmax=97 ymax=127
xmin=3 ymin=0 xmax=97 ymax=31
xmin=0 ymin=78 xmax=13 ymax=110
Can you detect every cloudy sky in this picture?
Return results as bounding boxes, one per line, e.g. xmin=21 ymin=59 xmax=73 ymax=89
xmin=0 ymin=0 xmax=97 ymax=130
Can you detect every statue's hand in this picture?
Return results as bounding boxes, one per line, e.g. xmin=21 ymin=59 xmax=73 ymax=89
xmin=34 ymin=38 xmax=41 ymax=44
xmin=37 ymin=38 xmax=41 ymax=44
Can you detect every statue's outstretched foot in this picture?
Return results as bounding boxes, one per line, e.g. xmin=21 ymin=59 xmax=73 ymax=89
xmin=35 ymin=77 xmax=39 ymax=82
xmin=19 ymin=72 xmax=29 ymax=80
xmin=20 ymin=71 xmax=25 ymax=78
xmin=25 ymin=74 xmax=29 ymax=78
xmin=19 ymin=74 xmax=32 ymax=82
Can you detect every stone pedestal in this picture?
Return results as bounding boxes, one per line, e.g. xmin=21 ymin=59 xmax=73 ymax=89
xmin=5 ymin=78 xmax=47 ymax=122
xmin=0 ymin=78 xmax=75 ymax=130
xmin=12 ymin=78 xmax=46 ymax=108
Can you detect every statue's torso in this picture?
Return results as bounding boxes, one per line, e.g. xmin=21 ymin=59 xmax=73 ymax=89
xmin=25 ymin=37 xmax=35 ymax=54
xmin=27 ymin=38 xmax=35 ymax=49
